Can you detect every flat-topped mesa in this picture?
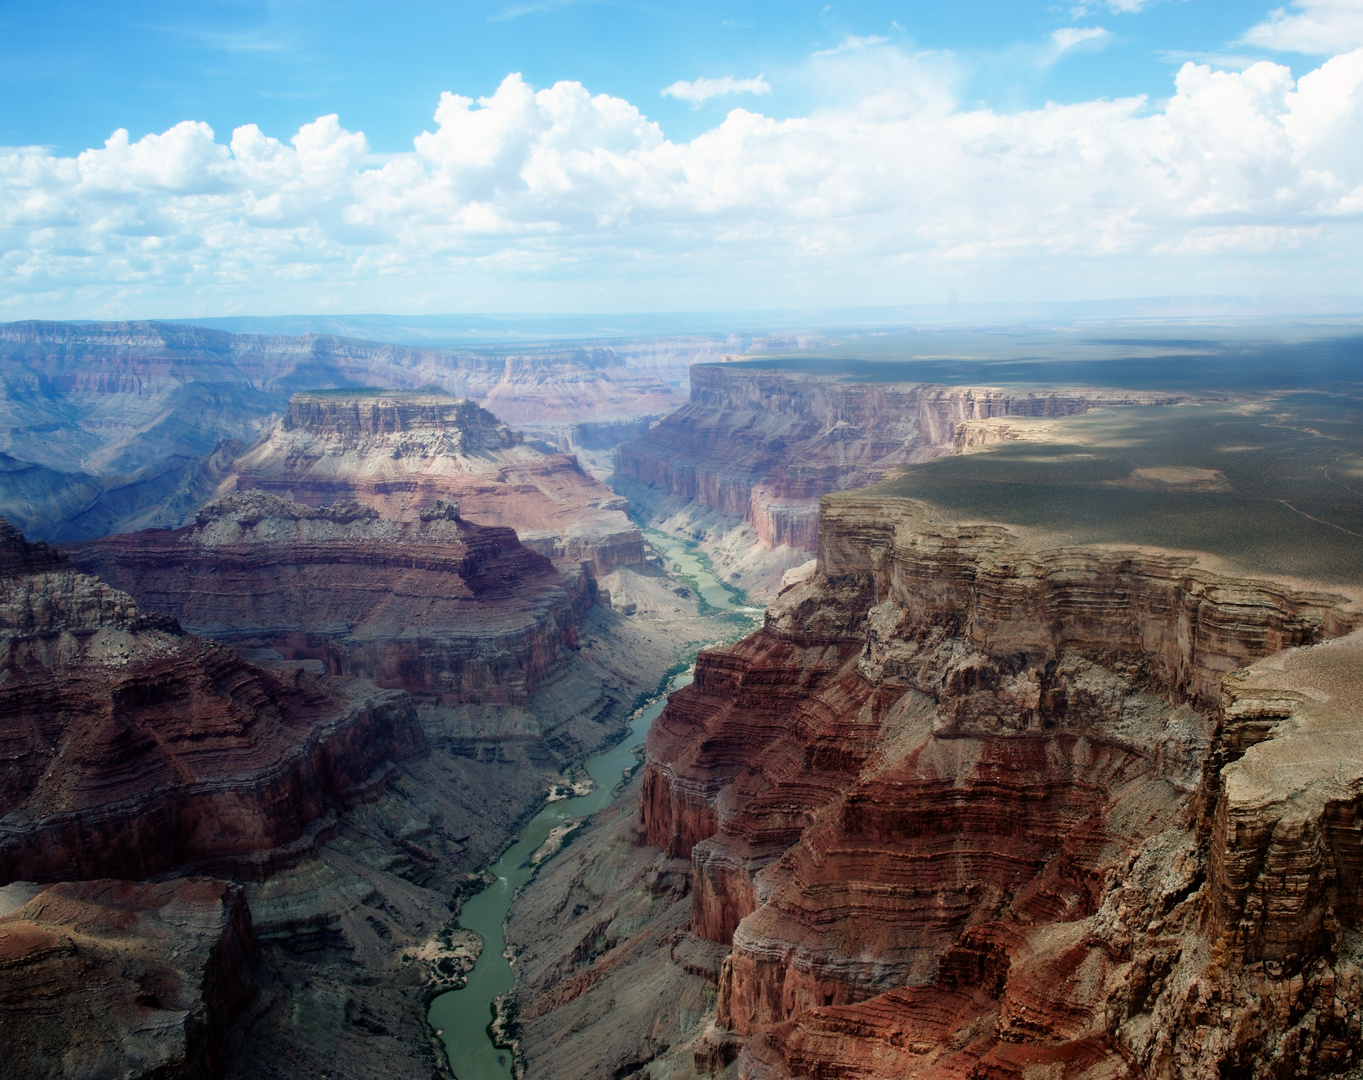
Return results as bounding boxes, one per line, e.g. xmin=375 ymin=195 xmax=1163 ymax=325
xmin=231 ymin=389 xmax=644 ymax=576
xmin=68 ymin=490 xmax=593 ymax=711
xmin=615 ymin=363 xmax=1186 ymax=558
xmin=0 ymin=515 xmax=425 ymax=885
xmin=283 ymin=389 xmax=517 ymax=450
xmin=634 ymin=493 xmax=1363 ymax=1079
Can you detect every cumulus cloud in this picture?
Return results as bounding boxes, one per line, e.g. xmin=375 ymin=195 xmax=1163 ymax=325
xmin=1241 ymin=0 xmax=1363 ymax=55
xmin=661 ymin=75 xmax=772 ymax=106
xmin=3 ymin=47 xmax=1363 ymax=315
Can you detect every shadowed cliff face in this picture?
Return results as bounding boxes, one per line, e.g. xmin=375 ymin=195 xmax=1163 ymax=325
xmin=68 ymin=490 xmax=593 ymax=709
xmin=229 ymin=390 xmax=644 ymax=575
xmin=0 ymin=516 xmax=426 ymax=885
xmin=626 ymin=494 xmax=1363 ymax=1080
xmin=0 ymin=878 xmax=262 ymax=1080
xmin=615 ymin=365 xmax=1186 ymax=562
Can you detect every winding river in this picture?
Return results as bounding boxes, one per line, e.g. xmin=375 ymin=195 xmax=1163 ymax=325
xmin=428 ymin=528 xmax=760 ymax=1080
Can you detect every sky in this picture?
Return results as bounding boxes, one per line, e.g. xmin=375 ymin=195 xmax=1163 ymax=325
xmin=2 ymin=0 xmax=1362 ymax=318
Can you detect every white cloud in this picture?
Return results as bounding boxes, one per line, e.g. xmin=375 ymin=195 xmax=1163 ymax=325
xmin=3 ymin=47 xmax=1363 ymax=316
xmin=1047 ymin=26 xmax=1113 ymax=62
xmin=813 ymin=35 xmax=891 ymax=57
xmin=661 ymin=75 xmax=772 ymax=106
xmin=1241 ymin=0 xmax=1363 ymax=55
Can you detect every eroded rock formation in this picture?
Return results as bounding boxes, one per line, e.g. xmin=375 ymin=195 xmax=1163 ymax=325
xmin=615 ymin=364 xmax=1186 ymax=595
xmin=0 ymin=516 xmax=425 ymax=884
xmin=0 ymin=877 xmax=261 ymax=1080
xmin=561 ymin=492 xmax=1363 ymax=1079
xmin=69 ymin=490 xmax=593 ymax=708
xmin=229 ymin=390 xmax=644 ymax=574
xmin=0 ymin=320 xmax=686 ymax=542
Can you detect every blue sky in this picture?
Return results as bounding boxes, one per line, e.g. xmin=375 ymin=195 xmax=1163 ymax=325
xmin=0 ymin=1 xmax=1309 ymax=152
xmin=1 ymin=0 xmax=1362 ymax=317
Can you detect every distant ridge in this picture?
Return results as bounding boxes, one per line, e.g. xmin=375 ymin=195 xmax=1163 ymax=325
xmin=161 ymin=295 xmax=1363 ymax=349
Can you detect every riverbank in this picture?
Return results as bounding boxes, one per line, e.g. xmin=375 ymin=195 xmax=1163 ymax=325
xmin=427 ymin=527 xmax=759 ymax=1080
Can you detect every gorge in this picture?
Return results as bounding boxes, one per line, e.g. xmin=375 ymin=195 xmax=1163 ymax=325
xmin=506 ymin=489 xmax=1363 ymax=1080
xmin=1 ymin=319 xmax=1361 ymax=1080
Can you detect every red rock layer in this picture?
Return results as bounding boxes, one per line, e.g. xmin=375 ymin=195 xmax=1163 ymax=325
xmin=0 ymin=877 xmax=260 ymax=1080
xmin=230 ymin=390 xmax=644 ymax=575
xmin=68 ymin=492 xmax=592 ymax=706
xmin=616 ymin=364 xmax=1186 ymax=552
xmin=637 ymin=493 xmax=1362 ymax=1080
xmin=0 ymin=517 xmax=425 ymax=884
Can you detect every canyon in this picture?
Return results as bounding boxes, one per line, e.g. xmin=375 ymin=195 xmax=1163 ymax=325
xmin=614 ymin=364 xmax=1189 ymax=597
xmin=0 ymin=320 xmax=692 ymax=543
xmin=506 ymin=491 xmax=1363 ymax=1080
xmin=3 ymin=317 xmax=1363 ymax=1080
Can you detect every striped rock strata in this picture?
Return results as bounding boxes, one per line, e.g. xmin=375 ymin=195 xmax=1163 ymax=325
xmin=0 ymin=517 xmax=424 ymax=885
xmin=229 ymin=390 xmax=644 ymax=575
xmin=636 ymin=493 xmax=1363 ymax=1079
xmin=0 ymin=877 xmax=261 ymax=1080
xmin=614 ymin=365 xmax=1186 ymax=595
xmin=69 ymin=490 xmax=592 ymax=709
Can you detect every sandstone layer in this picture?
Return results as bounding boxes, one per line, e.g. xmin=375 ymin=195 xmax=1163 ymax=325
xmin=0 ymin=516 xmax=425 ymax=884
xmin=228 ymin=389 xmax=643 ymax=574
xmin=514 ymin=491 xmax=1363 ymax=1080
xmin=69 ymin=490 xmax=593 ymax=709
xmin=0 ymin=877 xmax=261 ymax=1080
xmin=615 ymin=364 xmax=1186 ymax=596
xmin=0 ymin=320 xmax=684 ymax=543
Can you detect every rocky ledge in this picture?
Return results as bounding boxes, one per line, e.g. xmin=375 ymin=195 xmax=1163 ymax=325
xmin=69 ymin=490 xmax=594 ymax=709
xmin=515 ymin=492 xmax=1363 ymax=1080
xmin=0 ymin=516 xmax=425 ymax=884
xmin=229 ymin=390 xmax=644 ymax=575
xmin=0 ymin=877 xmax=261 ymax=1080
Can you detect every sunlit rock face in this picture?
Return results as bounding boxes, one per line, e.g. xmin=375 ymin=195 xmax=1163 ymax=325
xmin=616 ymin=363 xmax=1184 ymax=554
xmin=637 ymin=493 xmax=1363 ymax=1080
xmin=230 ymin=390 xmax=644 ymax=575
xmin=0 ymin=877 xmax=262 ymax=1080
xmin=0 ymin=516 xmax=425 ymax=885
xmin=68 ymin=490 xmax=593 ymax=709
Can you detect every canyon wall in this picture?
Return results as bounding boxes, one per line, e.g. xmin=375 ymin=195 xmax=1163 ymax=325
xmin=228 ymin=390 xmax=644 ymax=575
xmin=621 ymin=493 xmax=1363 ymax=1079
xmin=0 ymin=877 xmax=262 ymax=1080
xmin=614 ymin=365 xmax=1186 ymax=592
xmin=0 ymin=320 xmax=683 ymax=542
xmin=0 ymin=516 xmax=426 ymax=885
xmin=69 ymin=490 xmax=593 ymax=709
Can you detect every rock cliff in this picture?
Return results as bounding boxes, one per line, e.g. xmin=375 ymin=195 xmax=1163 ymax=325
xmin=0 ymin=516 xmax=426 ymax=884
xmin=0 ymin=877 xmax=261 ymax=1080
xmin=228 ymin=390 xmax=644 ymax=575
xmin=615 ymin=364 xmax=1186 ymax=595
xmin=525 ymin=492 xmax=1362 ymax=1080
xmin=0 ymin=320 xmax=683 ymax=543
xmin=68 ymin=490 xmax=593 ymax=710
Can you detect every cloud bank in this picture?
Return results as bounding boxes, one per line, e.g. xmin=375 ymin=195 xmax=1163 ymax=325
xmin=4 ymin=38 xmax=1363 ymax=316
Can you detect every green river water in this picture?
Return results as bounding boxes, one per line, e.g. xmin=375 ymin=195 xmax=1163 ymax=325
xmin=428 ymin=529 xmax=761 ymax=1080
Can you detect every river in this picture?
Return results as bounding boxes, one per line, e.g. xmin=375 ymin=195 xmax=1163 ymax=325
xmin=427 ymin=527 xmax=760 ymax=1080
